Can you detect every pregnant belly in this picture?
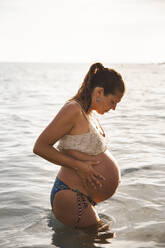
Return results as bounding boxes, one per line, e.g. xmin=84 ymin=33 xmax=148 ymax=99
xmin=57 ymin=149 xmax=121 ymax=203
xmin=86 ymin=150 xmax=121 ymax=202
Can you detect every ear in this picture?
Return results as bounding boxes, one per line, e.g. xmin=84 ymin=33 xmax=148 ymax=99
xmin=95 ymin=87 xmax=104 ymax=97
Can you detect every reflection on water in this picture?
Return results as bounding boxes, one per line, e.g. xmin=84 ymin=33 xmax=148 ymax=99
xmin=48 ymin=212 xmax=114 ymax=248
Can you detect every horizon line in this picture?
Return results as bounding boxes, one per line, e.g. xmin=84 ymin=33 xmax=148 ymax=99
xmin=0 ymin=60 xmax=165 ymax=65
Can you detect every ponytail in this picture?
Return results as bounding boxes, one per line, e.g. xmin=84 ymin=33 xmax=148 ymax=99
xmin=70 ymin=62 xmax=125 ymax=113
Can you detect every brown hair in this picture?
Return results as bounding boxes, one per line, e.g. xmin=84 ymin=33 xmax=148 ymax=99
xmin=71 ymin=62 xmax=125 ymax=112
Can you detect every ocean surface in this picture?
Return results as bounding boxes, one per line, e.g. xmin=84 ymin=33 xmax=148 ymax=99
xmin=0 ymin=62 xmax=165 ymax=248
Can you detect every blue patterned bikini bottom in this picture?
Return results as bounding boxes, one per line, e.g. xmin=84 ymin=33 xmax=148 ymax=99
xmin=50 ymin=177 xmax=96 ymax=228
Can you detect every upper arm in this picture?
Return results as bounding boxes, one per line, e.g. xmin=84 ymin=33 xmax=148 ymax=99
xmin=34 ymin=102 xmax=80 ymax=147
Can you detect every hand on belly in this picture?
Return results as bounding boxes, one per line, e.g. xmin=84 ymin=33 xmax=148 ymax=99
xmin=62 ymin=149 xmax=121 ymax=203
xmin=85 ymin=152 xmax=120 ymax=202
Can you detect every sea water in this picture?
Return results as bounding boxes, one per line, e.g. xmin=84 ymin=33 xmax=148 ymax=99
xmin=0 ymin=63 xmax=165 ymax=248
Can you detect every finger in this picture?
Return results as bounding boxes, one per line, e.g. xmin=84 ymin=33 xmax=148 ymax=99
xmin=90 ymin=160 xmax=101 ymax=166
xmin=94 ymin=172 xmax=105 ymax=181
xmin=81 ymin=178 xmax=89 ymax=189
xmin=93 ymin=177 xmax=103 ymax=188
xmin=87 ymin=177 xmax=97 ymax=189
xmin=89 ymin=175 xmax=102 ymax=188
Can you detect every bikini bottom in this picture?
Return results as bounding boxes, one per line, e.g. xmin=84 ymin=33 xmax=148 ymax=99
xmin=50 ymin=177 xmax=96 ymax=228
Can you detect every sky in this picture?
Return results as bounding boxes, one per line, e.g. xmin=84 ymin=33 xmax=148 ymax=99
xmin=0 ymin=0 xmax=165 ymax=63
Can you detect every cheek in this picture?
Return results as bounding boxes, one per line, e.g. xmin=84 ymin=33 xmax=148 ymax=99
xmin=102 ymin=100 xmax=110 ymax=109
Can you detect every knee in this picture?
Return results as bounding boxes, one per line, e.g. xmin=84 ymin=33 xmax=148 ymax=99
xmin=78 ymin=205 xmax=100 ymax=228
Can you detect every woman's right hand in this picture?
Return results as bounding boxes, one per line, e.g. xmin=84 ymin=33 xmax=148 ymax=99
xmin=75 ymin=160 xmax=105 ymax=190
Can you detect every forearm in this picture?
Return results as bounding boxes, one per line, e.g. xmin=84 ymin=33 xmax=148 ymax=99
xmin=33 ymin=143 xmax=82 ymax=171
xmin=33 ymin=142 xmax=104 ymax=189
xmin=63 ymin=149 xmax=97 ymax=162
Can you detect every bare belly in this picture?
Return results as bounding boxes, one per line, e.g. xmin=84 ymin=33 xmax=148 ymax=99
xmin=57 ymin=149 xmax=121 ymax=203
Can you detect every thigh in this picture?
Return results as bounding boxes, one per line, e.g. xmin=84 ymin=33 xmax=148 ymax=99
xmin=52 ymin=190 xmax=100 ymax=228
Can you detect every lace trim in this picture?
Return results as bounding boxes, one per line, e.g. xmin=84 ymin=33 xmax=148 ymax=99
xmin=57 ymin=101 xmax=108 ymax=155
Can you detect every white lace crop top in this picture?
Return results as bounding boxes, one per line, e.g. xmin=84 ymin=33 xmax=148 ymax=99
xmin=57 ymin=103 xmax=107 ymax=155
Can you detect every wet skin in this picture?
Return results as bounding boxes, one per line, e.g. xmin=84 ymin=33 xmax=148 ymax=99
xmin=57 ymin=149 xmax=121 ymax=203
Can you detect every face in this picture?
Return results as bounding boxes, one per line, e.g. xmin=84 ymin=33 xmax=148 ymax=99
xmin=94 ymin=88 xmax=123 ymax=115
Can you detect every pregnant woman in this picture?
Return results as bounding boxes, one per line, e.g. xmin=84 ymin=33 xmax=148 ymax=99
xmin=33 ymin=62 xmax=125 ymax=229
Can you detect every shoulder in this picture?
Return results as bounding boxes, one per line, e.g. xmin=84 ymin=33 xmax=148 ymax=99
xmin=36 ymin=101 xmax=82 ymax=143
xmin=52 ymin=100 xmax=82 ymax=129
xmin=59 ymin=100 xmax=82 ymax=119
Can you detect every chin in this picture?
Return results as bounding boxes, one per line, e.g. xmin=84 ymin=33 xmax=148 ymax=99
xmin=96 ymin=110 xmax=104 ymax=115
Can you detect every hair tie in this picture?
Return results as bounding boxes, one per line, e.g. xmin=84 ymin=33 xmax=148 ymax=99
xmin=93 ymin=67 xmax=99 ymax=74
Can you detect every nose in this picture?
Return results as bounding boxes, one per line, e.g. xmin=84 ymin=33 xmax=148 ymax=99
xmin=112 ymin=103 xmax=117 ymax=111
